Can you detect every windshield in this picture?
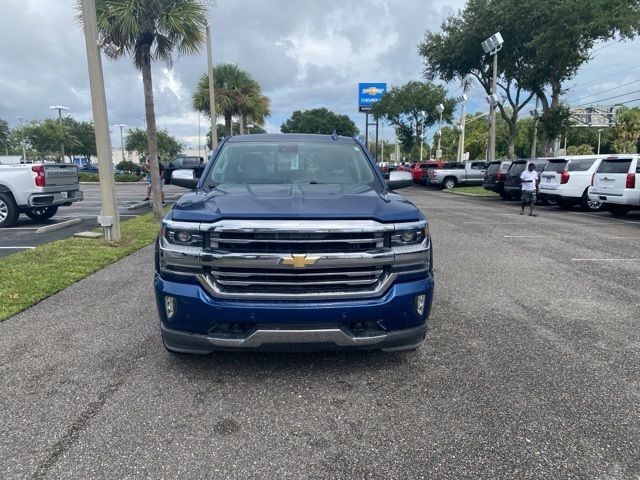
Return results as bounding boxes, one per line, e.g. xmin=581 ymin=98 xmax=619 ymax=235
xmin=486 ymin=163 xmax=501 ymax=174
xmin=206 ymin=141 xmax=379 ymax=187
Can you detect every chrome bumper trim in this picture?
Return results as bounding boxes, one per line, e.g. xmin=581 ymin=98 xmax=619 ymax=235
xmin=195 ymin=272 xmax=399 ymax=300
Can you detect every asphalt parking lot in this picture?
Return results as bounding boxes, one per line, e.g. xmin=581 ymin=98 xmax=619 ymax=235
xmin=1 ymin=186 xmax=639 ymax=479
xmin=0 ymin=183 xmax=185 ymax=257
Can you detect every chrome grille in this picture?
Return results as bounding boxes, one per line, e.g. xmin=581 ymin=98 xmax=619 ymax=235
xmin=208 ymin=266 xmax=387 ymax=296
xmin=208 ymin=231 xmax=385 ymax=253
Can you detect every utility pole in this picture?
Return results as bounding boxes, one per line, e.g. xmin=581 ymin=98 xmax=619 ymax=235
xmin=206 ymin=20 xmax=217 ymax=150
xmin=457 ymin=95 xmax=467 ymax=161
xmin=481 ymin=33 xmax=504 ymax=162
xmin=49 ymin=105 xmax=69 ymax=162
xmin=419 ymin=111 xmax=425 ymax=162
xmin=597 ymin=129 xmax=603 ymax=154
xmin=18 ymin=116 xmax=27 ymax=161
xmin=436 ymin=103 xmax=444 ymax=159
xmin=80 ymin=0 xmax=121 ymax=241
xmin=530 ymin=97 xmax=539 ymax=158
xmin=113 ymin=124 xmax=127 ymax=162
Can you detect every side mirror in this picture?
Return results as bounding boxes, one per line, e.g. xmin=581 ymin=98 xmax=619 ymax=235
xmin=172 ymin=169 xmax=199 ymax=189
xmin=387 ymin=170 xmax=413 ymax=190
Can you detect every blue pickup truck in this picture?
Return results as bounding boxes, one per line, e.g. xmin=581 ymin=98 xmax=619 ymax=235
xmin=154 ymin=134 xmax=434 ymax=353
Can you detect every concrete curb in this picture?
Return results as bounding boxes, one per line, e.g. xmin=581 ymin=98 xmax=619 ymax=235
xmin=127 ymin=201 xmax=151 ymax=210
xmin=79 ymin=182 xmax=145 ymax=185
xmin=443 ymin=190 xmax=498 ymax=198
xmin=35 ymin=218 xmax=82 ymax=234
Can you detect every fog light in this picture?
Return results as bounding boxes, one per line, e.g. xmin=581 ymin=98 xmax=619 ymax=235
xmin=415 ymin=294 xmax=426 ymax=316
xmin=164 ymin=296 xmax=176 ymax=319
xmin=176 ymin=231 xmax=193 ymax=243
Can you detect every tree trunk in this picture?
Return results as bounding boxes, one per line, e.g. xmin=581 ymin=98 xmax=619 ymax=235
xmin=539 ymin=80 xmax=562 ymax=157
xmin=224 ymin=115 xmax=232 ymax=137
xmin=140 ymin=46 xmax=163 ymax=223
xmin=239 ymin=116 xmax=245 ymax=135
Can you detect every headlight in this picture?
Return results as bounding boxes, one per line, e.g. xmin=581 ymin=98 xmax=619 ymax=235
xmin=391 ymin=225 xmax=428 ymax=246
xmin=164 ymin=227 xmax=203 ymax=247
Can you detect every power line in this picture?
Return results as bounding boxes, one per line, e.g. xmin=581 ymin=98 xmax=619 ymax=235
xmin=565 ymin=65 xmax=640 ymax=91
xmin=572 ymin=88 xmax=640 ymax=107
xmin=566 ymin=79 xmax=640 ymax=103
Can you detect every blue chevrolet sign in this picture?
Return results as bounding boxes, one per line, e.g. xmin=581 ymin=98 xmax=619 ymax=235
xmin=358 ymin=83 xmax=387 ymax=112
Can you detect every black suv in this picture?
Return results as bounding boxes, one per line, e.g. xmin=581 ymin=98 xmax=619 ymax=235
xmin=483 ymin=160 xmax=512 ymax=198
xmin=164 ymin=156 xmax=206 ymax=185
xmin=503 ymin=159 xmax=549 ymax=199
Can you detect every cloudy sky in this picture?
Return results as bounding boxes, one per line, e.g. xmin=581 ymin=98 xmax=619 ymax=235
xmin=1 ymin=0 xmax=640 ymax=150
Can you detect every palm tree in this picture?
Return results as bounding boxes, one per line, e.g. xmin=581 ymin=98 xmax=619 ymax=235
xmin=193 ymin=63 xmax=271 ymax=137
xmin=82 ymin=0 xmax=208 ymax=222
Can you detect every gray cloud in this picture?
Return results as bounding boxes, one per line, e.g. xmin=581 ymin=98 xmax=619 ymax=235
xmin=1 ymin=0 xmax=639 ymax=149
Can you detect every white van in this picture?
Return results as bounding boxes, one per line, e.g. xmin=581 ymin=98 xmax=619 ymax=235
xmin=588 ymin=155 xmax=640 ymax=216
xmin=538 ymin=155 xmax=603 ymax=211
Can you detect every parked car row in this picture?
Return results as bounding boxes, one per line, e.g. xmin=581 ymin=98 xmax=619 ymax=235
xmin=408 ymin=154 xmax=640 ymax=216
xmin=480 ymin=154 xmax=640 ymax=215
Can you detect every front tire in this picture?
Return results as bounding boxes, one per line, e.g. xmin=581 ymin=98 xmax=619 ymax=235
xmin=24 ymin=206 xmax=58 ymax=220
xmin=443 ymin=177 xmax=457 ymax=189
xmin=0 ymin=192 xmax=19 ymax=228
xmin=499 ymin=191 xmax=511 ymax=200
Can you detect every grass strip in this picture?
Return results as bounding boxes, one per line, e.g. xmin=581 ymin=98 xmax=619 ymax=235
xmin=0 ymin=212 xmax=160 ymax=321
xmin=443 ymin=186 xmax=499 ymax=196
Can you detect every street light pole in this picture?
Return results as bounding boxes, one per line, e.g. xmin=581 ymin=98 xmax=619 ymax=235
xmin=206 ymin=20 xmax=217 ymax=150
xmin=436 ymin=103 xmax=444 ymax=159
xmin=113 ymin=124 xmax=127 ymax=162
xmin=49 ymin=105 xmax=69 ymax=162
xmin=457 ymin=95 xmax=467 ymax=161
xmin=597 ymin=129 xmax=603 ymax=154
xmin=481 ymin=32 xmax=503 ymax=162
xmin=419 ymin=111 xmax=425 ymax=162
xmin=18 ymin=116 xmax=27 ymax=161
xmin=80 ymin=0 xmax=121 ymax=241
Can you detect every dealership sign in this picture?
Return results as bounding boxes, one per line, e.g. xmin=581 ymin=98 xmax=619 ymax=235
xmin=358 ymin=83 xmax=387 ymax=112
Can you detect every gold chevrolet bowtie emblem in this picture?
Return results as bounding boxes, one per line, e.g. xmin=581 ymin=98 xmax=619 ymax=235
xmin=281 ymin=254 xmax=320 ymax=268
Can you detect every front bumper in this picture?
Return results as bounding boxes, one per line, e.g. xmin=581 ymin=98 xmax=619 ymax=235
xmin=155 ymin=273 xmax=434 ymax=353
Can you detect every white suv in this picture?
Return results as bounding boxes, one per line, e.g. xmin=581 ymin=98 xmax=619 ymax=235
xmin=589 ymin=155 xmax=640 ymax=216
xmin=539 ymin=155 xmax=603 ymax=211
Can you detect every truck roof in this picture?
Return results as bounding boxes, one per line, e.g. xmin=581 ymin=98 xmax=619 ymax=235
xmin=225 ymin=133 xmax=357 ymax=144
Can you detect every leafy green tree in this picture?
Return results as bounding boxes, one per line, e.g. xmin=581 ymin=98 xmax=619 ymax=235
xmin=421 ymin=0 xmax=640 ymax=157
xmin=0 ymin=119 xmax=11 ymax=155
xmin=193 ymin=63 xmax=271 ymax=137
xmin=567 ymin=144 xmax=595 ymax=155
xmin=116 ymin=160 xmax=141 ymax=175
xmin=61 ymin=117 xmax=96 ymax=160
xmin=420 ymin=1 xmax=535 ymax=158
xmin=87 ymin=0 xmax=209 ymax=222
xmin=13 ymin=120 xmax=78 ymax=159
xmin=125 ymin=128 xmax=183 ymax=162
xmin=611 ymin=107 xmax=640 ymax=154
xmin=371 ymin=82 xmax=455 ymax=154
xmin=280 ymin=108 xmax=359 ymax=136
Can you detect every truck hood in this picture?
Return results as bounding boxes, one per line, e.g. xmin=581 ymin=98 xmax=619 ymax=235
xmin=170 ymin=183 xmax=421 ymax=223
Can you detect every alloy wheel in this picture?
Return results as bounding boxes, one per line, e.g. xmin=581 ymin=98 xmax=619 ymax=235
xmin=0 ymin=199 xmax=7 ymax=222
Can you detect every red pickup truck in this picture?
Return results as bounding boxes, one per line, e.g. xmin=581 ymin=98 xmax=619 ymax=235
xmin=411 ymin=161 xmax=445 ymax=184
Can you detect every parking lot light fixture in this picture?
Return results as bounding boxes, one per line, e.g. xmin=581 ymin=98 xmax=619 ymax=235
xmin=419 ymin=111 xmax=426 ymax=162
xmin=481 ymin=32 xmax=504 ymax=162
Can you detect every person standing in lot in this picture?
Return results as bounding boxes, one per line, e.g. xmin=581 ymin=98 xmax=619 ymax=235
xmin=520 ymin=162 xmax=539 ymax=216
xmin=142 ymin=159 xmax=166 ymax=204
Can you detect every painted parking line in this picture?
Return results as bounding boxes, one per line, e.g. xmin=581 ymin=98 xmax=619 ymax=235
xmin=0 ymin=246 xmax=36 ymax=250
xmin=2 ymin=226 xmax=40 ymax=230
xmin=571 ymin=258 xmax=640 ymax=262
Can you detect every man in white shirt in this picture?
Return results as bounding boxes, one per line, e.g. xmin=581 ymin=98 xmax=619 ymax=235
xmin=520 ymin=162 xmax=539 ymax=216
